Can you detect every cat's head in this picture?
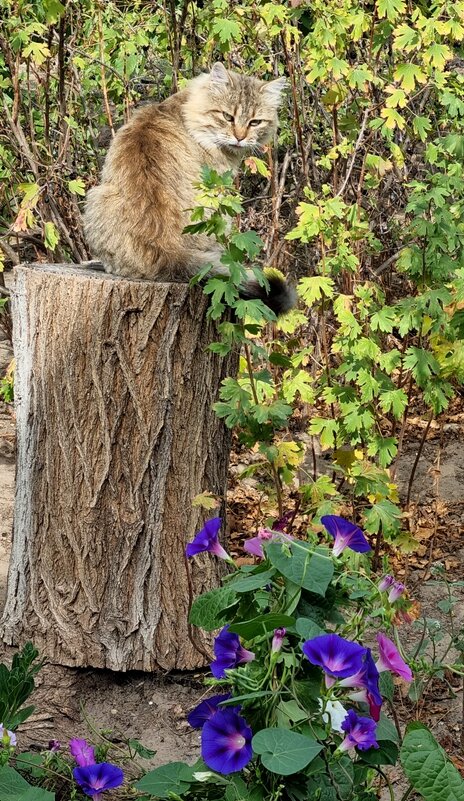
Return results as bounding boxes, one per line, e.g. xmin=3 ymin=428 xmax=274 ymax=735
xmin=183 ymin=62 xmax=286 ymax=154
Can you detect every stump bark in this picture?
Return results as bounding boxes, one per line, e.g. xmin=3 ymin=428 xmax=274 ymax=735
xmin=0 ymin=264 xmax=238 ymax=671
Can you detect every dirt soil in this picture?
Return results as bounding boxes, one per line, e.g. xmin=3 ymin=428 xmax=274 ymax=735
xmin=0 ymin=327 xmax=463 ymax=798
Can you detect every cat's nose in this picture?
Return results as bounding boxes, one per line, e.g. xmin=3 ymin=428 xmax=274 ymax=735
xmin=234 ymin=128 xmax=247 ymax=142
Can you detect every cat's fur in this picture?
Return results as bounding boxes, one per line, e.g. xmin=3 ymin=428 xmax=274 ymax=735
xmin=83 ymin=62 xmax=295 ymax=314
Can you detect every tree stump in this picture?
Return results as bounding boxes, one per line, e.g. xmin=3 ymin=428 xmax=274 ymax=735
xmin=0 ymin=264 xmax=238 ymax=671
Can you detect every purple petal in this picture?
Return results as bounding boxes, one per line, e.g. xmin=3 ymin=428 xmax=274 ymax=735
xmin=339 ymin=710 xmax=378 ymax=752
xmin=185 ymin=518 xmax=223 ymax=557
xmin=69 ymin=738 xmax=96 ymax=767
xmin=201 ymin=709 xmax=253 ymax=774
xmin=210 ymin=626 xmax=255 ymax=677
xmin=243 ymin=537 xmax=265 ymax=558
xmin=187 ymin=694 xmax=232 ymax=728
xmin=378 ymin=575 xmax=395 ymax=592
xmin=321 ymin=515 xmax=371 ymax=556
xmin=73 ymin=763 xmax=124 ymax=796
xmin=271 ymin=628 xmax=286 ymax=654
xmin=341 ymin=649 xmax=382 ymax=721
xmin=302 ymin=634 xmax=367 ymax=678
xmin=376 ymin=633 xmax=413 ymax=682
xmin=388 ymin=582 xmax=405 ymax=603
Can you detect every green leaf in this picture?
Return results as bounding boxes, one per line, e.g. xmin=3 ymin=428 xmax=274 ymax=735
xmin=68 ymin=178 xmax=86 ymax=196
xmin=128 ymin=739 xmax=157 ymax=759
xmin=360 ymin=741 xmax=399 ymax=766
xmin=393 ymin=63 xmax=427 ymax=93
xmin=252 ymin=728 xmax=323 ymax=775
xmin=135 ymin=762 xmax=194 ymax=798
xmin=44 ymin=221 xmax=59 ymax=251
xmin=0 ymin=766 xmax=55 ymax=801
xmin=377 ymin=0 xmax=405 ymax=22
xmin=229 ymin=568 xmax=276 ymax=593
xmin=298 ymin=276 xmax=335 ymax=306
xmin=43 ymin=0 xmax=65 ymax=23
xmin=212 ymin=19 xmax=242 ymax=45
xmin=230 ymin=231 xmax=263 ymax=258
xmin=400 ymin=723 xmax=464 ymax=801
xmin=295 ymin=617 xmax=324 ymax=639
xmin=267 ymin=541 xmax=334 ymax=596
xmin=189 ymin=587 xmax=238 ymax=631
xmin=229 ymin=613 xmax=295 ymax=640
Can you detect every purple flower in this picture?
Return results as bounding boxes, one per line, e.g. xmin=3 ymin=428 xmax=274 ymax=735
xmin=273 ymin=512 xmax=292 ymax=532
xmin=0 ymin=724 xmax=16 ymax=747
xmin=302 ymin=634 xmax=367 ymax=679
xmin=48 ymin=739 xmax=61 ymax=752
xmin=388 ymin=582 xmax=405 ymax=603
xmin=340 ymin=649 xmax=383 ymax=721
xmin=69 ymin=738 xmax=96 ymax=767
xmin=321 ymin=515 xmax=371 ymax=557
xmin=73 ymin=763 xmax=124 ymax=799
xmin=378 ymin=575 xmax=395 ymax=592
xmin=339 ymin=710 xmax=379 ymax=752
xmin=243 ymin=528 xmax=273 ymax=558
xmin=376 ymin=633 xmax=413 ymax=682
xmin=186 ymin=518 xmax=232 ymax=562
xmin=271 ymin=628 xmax=286 ymax=654
xmin=187 ymin=694 xmax=232 ymax=728
xmin=210 ymin=626 xmax=255 ymax=679
xmin=201 ymin=709 xmax=253 ymax=774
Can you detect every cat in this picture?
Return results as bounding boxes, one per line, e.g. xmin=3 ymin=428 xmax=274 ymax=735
xmin=83 ymin=62 xmax=295 ymax=315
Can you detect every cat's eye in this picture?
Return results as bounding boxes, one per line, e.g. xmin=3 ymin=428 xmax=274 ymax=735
xmin=249 ymin=119 xmax=262 ymax=127
xmin=223 ymin=112 xmax=234 ymax=122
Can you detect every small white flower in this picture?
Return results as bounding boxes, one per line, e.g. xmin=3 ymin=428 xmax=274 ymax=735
xmin=318 ymin=699 xmax=348 ymax=734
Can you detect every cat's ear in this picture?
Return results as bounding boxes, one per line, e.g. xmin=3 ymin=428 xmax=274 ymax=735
xmin=210 ymin=62 xmax=230 ymax=85
xmin=263 ymin=76 xmax=288 ymax=107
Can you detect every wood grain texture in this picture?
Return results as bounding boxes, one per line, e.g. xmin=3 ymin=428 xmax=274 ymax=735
xmin=1 ymin=264 xmax=238 ymax=671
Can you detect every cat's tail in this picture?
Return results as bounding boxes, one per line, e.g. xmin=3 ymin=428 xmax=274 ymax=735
xmin=240 ymin=267 xmax=296 ymax=316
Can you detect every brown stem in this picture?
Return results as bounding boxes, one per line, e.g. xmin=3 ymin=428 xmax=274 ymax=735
xmin=97 ymin=3 xmax=115 ymax=137
xmin=280 ymin=31 xmax=307 ymax=178
xmin=406 ymin=410 xmax=433 ymax=509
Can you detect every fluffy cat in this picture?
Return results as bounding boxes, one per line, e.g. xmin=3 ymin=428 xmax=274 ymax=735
xmin=83 ymin=62 xmax=295 ymax=314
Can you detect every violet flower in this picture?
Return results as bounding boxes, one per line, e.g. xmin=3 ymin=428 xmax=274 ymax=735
xmin=302 ymin=634 xmax=367 ymax=679
xmin=186 ymin=517 xmax=232 ymax=562
xmin=339 ymin=709 xmax=379 ymax=752
xmin=378 ymin=575 xmax=395 ymax=592
xmin=273 ymin=512 xmax=293 ymax=532
xmin=187 ymin=694 xmax=232 ymax=728
xmin=321 ymin=515 xmax=371 ymax=557
xmin=376 ymin=633 xmax=413 ymax=682
xmin=69 ymin=738 xmax=96 ymax=767
xmin=243 ymin=528 xmax=274 ymax=558
xmin=388 ymin=582 xmax=405 ymax=603
xmin=0 ymin=724 xmax=16 ymax=747
xmin=201 ymin=708 xmax=253 ymax=774
xmin=271 ymin=628 xmax=286 ymax=654
xmin=340 ymin=649 xmax=383 ymax=721
xmin=48 ymin=739 xmax=61 ymax=752
xmin=73 ymin=763 xmax=124 ymax=800
xmin=210 ymin=626 xmax=255 ymax=679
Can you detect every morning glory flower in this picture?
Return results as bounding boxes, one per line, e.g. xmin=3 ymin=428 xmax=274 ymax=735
xmin=73 ymin=763 xmax=124 ymax=799
xmin=378 ymin=575 xmax=395 ymax=592
xmin=376 ymin=633 xmax=413 ymax=682
xmin=243 ymin=528 xmax=274 ymax=558
xmin=302 ymin=634 xmax=367 ymax=679
xmin=210 ymin=626 xmax=255 ymax=679
xmin=388 ymin=582 xmax=405 ymax=603
xmin=340 ymin=649 xmax=383 ymax=721
xmin=69 ymin=738 xmax=96 ymax=767
xmin=48 ymin=740 xmax=61 ymax=752
xmin=321 ymin=515 xmax=371 ymax=557
xmin=339 ymin=710 xmax=379 ymax=752
xmin=201 ymin=708 xmax=253 ymax=774
xmin=271 ymin=628 xmax=286 ymax=654
xmin=318 ymin=699 xmax=348 ymax=733
xmin=187 ymin=694 xmax=232 ymax=728
xmin=0 ymin=724 xmax=16 ymax=747
xmin=185 ymin=518 xmax=232 ymax=562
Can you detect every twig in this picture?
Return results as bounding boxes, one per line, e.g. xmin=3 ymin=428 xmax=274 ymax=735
xmin=335 ymin=108 xmax=370 ymax=197
xmin=406 ymin=410 xmax=434 ymax=508
xmin=97 ymin=3 xmax=115 ymax=137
